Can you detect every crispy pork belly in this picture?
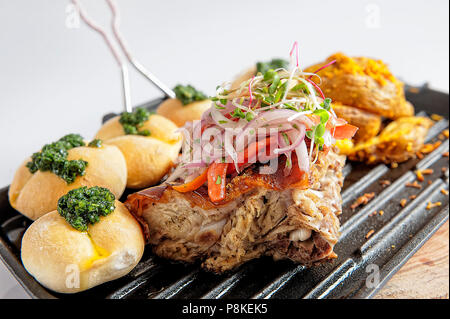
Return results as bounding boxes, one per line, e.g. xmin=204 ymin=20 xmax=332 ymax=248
xmin=125 ymin=148 xmax=345 ymax=273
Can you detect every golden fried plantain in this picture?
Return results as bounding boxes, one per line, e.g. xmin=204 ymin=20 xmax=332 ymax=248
xmin=332 ymin=103 xmax=382 ymax=142
xmin=305 ymin=53 xmax=414 ymax=119
xmin=337 ymin=116 xmax=434 ymax=164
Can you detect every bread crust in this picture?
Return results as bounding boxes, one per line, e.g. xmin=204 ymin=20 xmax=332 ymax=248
xmin=95 ymin=114 xmax=182 ymax=189
xmin=21 ymin=201 xmax=145 ymax=293
xmin=230 ymin=66 xmax=256 ymax=90
xmin=9 ymin=144 xmax=127 ymax=220
xmin=156 ymin=98 xmax=211 ymax=127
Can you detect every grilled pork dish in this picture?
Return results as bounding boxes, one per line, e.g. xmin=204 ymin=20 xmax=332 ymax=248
xmin=126 ymin=48 xmax=357 ymax=272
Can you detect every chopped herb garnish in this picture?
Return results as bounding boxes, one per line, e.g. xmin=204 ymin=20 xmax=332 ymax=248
xmin=173 ymin=84 xmax=208 ymax=105
xmin=216 ymin=175 xmax=222 ymax=185
xmin=57 ymin=186 xmax=115 ymax=232
xmin=88 ymin=139 xmax=102 ymax=148
xmin=119 ymin=107 xmax=152 ymax=136
xmin=256 ymin=58 xmax=289 ymax=74
xmin=26 ymin=134 xmax=88 ymax=184
xmin=218 ymin=120 xmax=228 ymax=124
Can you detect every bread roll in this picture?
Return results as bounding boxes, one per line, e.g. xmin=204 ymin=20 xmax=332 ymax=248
xmin=9 ymin=144 xmax=127 ymax=220
xmin=230 ymin=66 xmax=256 ymax=90
xmin=95 ymin=114 xmax=182 ymax=189
xmin=21 ymin=201 xmax=144 ymax=293
xmin=156 ymin=98 xmax=212 ymax=127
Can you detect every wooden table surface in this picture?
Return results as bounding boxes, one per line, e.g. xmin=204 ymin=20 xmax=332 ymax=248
xmin=375 ymin=221 xmax=449 ymax=299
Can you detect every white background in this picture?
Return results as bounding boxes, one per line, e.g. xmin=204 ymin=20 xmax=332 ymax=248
xmin=0 ymin=0 xmax=448 ymax=298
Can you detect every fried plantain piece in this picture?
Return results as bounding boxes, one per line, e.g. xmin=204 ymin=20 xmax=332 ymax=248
xmin=332 ymin=103 xmax=382 ymax=142
xmin=305 ymin=53 xmax=414 ymax=119
xmin=337 ymin=116 xmax=434 ymax=164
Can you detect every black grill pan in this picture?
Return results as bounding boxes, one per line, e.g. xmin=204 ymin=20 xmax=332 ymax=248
xmin=0 ymin=85 xmax=448 ymax=299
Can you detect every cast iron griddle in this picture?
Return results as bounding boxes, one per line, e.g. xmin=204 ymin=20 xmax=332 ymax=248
xmin=0 ymin=85 xmax=448 ymax=299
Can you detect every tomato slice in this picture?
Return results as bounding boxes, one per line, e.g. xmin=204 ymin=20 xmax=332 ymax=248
xmin=227 ymin=135 xmax=277 ymax=174
xmin=207 ymin=162 xmax=228 ymax=202
xmin=172 ymin=168 xmax=208 ymax=193
xmin=333 ymin=124 xmax=358 ymax=139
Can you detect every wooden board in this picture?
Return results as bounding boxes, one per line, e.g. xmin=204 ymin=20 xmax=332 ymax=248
xmin=375 ymin=221 xmax=449 ymax=299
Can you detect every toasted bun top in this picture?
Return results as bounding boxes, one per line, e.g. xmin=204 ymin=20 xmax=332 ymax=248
xmin=95 ymin=114 xmax=181 ymax=143
xmin=156 ymin=98 xmax=212 ymax=127
xmin=230 ymin=66 xmax=257 ymax=90
xmin=21 ymin=201 xmax=145 ymax=293
xmin=9 ymin=144 xmax=127 ymax=220
xmin=94 ymin=114 xmax=182 ymax=189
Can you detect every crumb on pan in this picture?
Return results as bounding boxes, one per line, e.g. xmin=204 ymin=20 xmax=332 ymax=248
xmin=426 ymin=201 xmax=442 ymax=210
xmin=379 ymin=179 xmax=391 ymax=187
xmin=351 ymin=192 xmax=375 ymax=211
xmin=400 ymin=199 xmax=407 ymax=207
xmin=415 ymin=169 xmax=433 ymax=182
xmin=409 ymin=195 xmax=417 ymax=200
xmin=442 ymin=151 xmax=449 ymax=157
xmin=405 ymin=181 xmax=422 ymax=189
xmin=430 ymin=114 xmax=444 ymax=121
xmin=441 ymin=188 xmax=449 ymax=195
xmin=420 ymin=141 xmax=442 ymax=154
xmin=443 ymin=129 xmax=449 ymax=139
xmin=365 ymin=229 xmax=375 ymax=239
xmin=378 ymin=210 xmax=384 ymax=216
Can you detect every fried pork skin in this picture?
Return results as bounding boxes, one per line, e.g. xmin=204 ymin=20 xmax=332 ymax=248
xmin=332 ymin=103 xmax=382 ymax=142
xmin=305 ymin=53 xmax=414 ymax=120
xmin=341 ymin=116 xmax=434 ymax=164
xmin=126 ymin=148 xmax=345 ymax=273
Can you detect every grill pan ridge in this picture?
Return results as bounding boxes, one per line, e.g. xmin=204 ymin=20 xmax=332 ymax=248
xmin=0 ymin=85 xmax=448 ymax=299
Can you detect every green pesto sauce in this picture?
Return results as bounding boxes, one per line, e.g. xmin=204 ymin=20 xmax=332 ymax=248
xmin=57 ymin=186 xmax=115 ymax=232
xmin=26 ymin=134 xmax=88 ymax=184
xmin=88 ymin=139 xmax=103 ymax=148
xmin=256 ymin=58 xmax=289 ymax=75
xmin=119 ymin=107 xmax=151 ymax=136
xmin=173 ymin=84 xmax=208 ymax=106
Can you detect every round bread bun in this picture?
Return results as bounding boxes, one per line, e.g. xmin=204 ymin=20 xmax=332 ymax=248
xmin=9 ymin=144 xmax=127 ymax=221
xmin=21 ymin=201 xmax=145 ymax=293
xmin=95 ymin=114 xmax=182 ymax=189
xmin=230 ymin=65 xmax=256 ymax=90
xmin=156 ymin=98 xmax=212 ymax=127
